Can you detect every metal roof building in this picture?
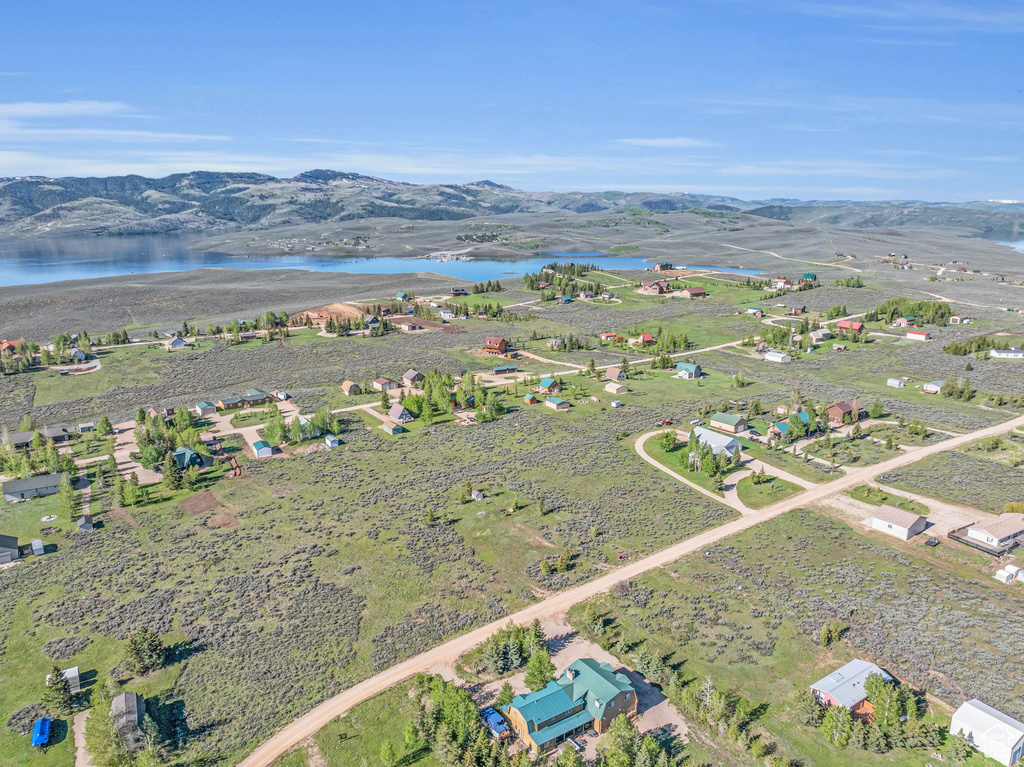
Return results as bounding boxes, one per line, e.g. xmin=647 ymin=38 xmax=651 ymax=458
xmin=810 ymin=659 xmax=892 ymax=710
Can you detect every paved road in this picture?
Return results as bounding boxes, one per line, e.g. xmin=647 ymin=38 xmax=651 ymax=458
xmin=237 ymin=409 xmax=1024 ymax=767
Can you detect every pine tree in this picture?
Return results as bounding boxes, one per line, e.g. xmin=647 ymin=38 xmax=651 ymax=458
xmin=58 ymin=473 xmax=79 ymax=522
xmin=43 ymin=663 xmax=73 ymax=715
xmin=496 ymin=681 xmax=515 ymax=708
xmin=404 ymin=720 xmax=420 ymax=754
xmin=379 ymin=739 xmax=396 ymax=767
xmin=162 ymin=452 xmax=181 ymax=490
xmin=795 ymin=688 xmax=823 ymax=726
xmin=125 ymin=627 xmax=165 ymax=674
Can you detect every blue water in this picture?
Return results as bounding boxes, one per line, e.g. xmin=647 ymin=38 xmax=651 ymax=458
xmin=676 ymin=264 xmax=762 ymax=275
xmin=538 ymin=251 xmax=607 ymax=257
xmin=1000 ymin=241 xmax=1024 ymax=254
xmin=0 ymin=235 xmax=676 ymax=287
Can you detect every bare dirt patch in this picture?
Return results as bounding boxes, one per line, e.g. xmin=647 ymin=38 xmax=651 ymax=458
xmin=107 ymin=508 xmax=140 ymax=529
xmin=181 ymin=491 xmax=221 ymax=516
xmin=300 ymin=302 xmax=366 ymax=322
xmin=514 ymin=523 xmax=556 ymax=548
xmin=207 ymin=513 xmax=240 ymax=529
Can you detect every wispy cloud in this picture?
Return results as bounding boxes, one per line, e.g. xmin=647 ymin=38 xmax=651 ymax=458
xmin=616 ymin=136 xmax=719 ymax=148
xmin=789 ymin=1 xmax=1024 ymax=33
xmin=0 ymin=100 xmax=135 ymax=118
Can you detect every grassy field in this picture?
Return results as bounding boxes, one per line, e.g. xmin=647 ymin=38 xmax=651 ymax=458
xmin=31 ymin=344 xmax=174 ymax=407
xmin=877 ymin=449 xmax=1024 ymax=513
xmin=847 ymin=484 xmax=930 ymax=514
xmin=739 ymin=439 xmax=843 ymax=483
xmin=735 ymin=474 xmax=802 ymax=508
xmin=804 ymin=433 xmax=903 ymax=467
xmin=566 ymin=509 xmax=1018 ymax=767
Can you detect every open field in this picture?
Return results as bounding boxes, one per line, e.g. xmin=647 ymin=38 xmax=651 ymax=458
xmin=877 ymin=449 xmax=1024 ymax=513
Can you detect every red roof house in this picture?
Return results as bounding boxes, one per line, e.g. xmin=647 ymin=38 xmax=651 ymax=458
xmin=836 ymin=320 xmax=864 ymax=332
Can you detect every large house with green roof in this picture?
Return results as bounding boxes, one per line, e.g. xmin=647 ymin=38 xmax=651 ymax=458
xmin=502 ymin=659 xmax=637 ymax=754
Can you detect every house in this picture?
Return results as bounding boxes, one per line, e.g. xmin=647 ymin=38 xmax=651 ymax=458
xmin=164 ymin=336 xmax=191 ymax=350
xmin=787 ymin=305 xmax=806 ymax=315
xmin=693 ymin=426 xmax=741 ymax=457
xmin=172 ymin=446 xmax=202 ymax=469
xmin=4 ymin=472 xmax=68 ymax=502
xmin=0 ymin=339 xmax=22 ymax=354
xmin=545 ymin=396 xmax=571 ymax=412
xmin=826 ymin=399 xmax=861 ymax=427
xmin=922 ymin=380 xmax=944 ymax=394
xmin=802 ymin=273 xmax=817 ymax=281
xmin=771 ymin=279 xmax=791 ymax=290
xmin=402 ymin=369 xmax=424 ymax=387
xmin=380 ymin=420 xmax=406 ymax=435
xmin=966 ymin=514 xmax=1024 ymax=551
xmin=388 ymin=404 xmax=414 ymax=423
xmin=746 ymin=307 xmax=764 ymax=317
xmin=652 ymin=263 xmax=673 ymax=272
xmin=949 ymin=700 xmax=1024 ymax=767
xmin=395 ymin=291 xmax=408 ymax=300
xmin=639 ymin=280 xmax=670 ymax=294
xmin=325 ymin=434 xmax=342 ymax=448
xmin=439 ymin=309 xmax=456 ymax=322
xmin=40 ymin=426 xmax=70 ymax=443
xmin=836 ymin=320 xmax=864 ymax=332
xmin=448 ymin=288 xmax=469 ymax=297
xmin=605 ymin=382 xmax=628 ymax=395
xmin=77 ymin=515 xmax=94 ymax=531
xmin=709 ymin=412 xmax=746 ymax=434
xmin=869 ymin=505 xmax=927 ymax=540
xmin=217 ymin=396 xmax=244 ymax=411
xmin=949 ymin=315 xmax=970 ymax=325
xmin=599 ymin=332 xmax=618 ymax=342
xmin=523 ymin=394 xmax=538 ymax=405
xmin=605 ymin=367 xmax=627 ymax=382
xmin=832 ymin=343 xmax=848 ymax=351
xmin=764 ymin=350 xmax=792 ymax=363
xmin=808 ymin=329 xmax=832 ymax=345
xmin=601 ymin=292 xmax=616 ymax=300
xmin=252 ymin=440 xmax=274 ymax=458
xmin=634 ymin=332 xmax=655 ymax=347
xmin=579 ymin=291 xmax=595 ymax=299
xmin=194 ymin=401 xmax=218 ymax=417
xmin=7 ymin=431 xmax=34 ymax=450
xmin=373 ymin=377 xmax=400 ymax=392
xmin=538 ymin=377 xmax=561 ymax=394
xmin=111 ymin=692 xmax=147 ymax=752
xmin=891 ymin=317 xmax=912 ymax=328
xmin=341 ymin=381 xmax=362 ymax=396
xmin=810 ymin=659 xmax=893 ymax=716
xmin=906 ymin=329 xmax=931 ymax=341
xmin=0 ymin=534 xmax=19 ymax=563
xmin=483 ymin=337 xmax=509 ymax=355
xmin=887 ymin=378 xmax=905 ymax=388
xmin=768 ymin=411 xmax=812 ymax=439
xmin=392 ymin=317 xmax=424 ymax=332
xmin=69 ymin=348 xmax=88 ymax=362
xmin=242 ymin=389 xmax=273 ymax=406
xmin=502 ymin=659 xmax=637 ymax=755
xmin=674 ymin=362 xmax=701 ymax=379
xmin=990 ymin=348 xmax=1024 ymax=359
xmin=538 ymin=282 xmax=552 ymax=289
xmin=493 ymin=364 xmax=518 ymax=375
xmin=363 ymin=314 xmax=381 ymax=329
xmin=680 ymin=286 xmax=706 ymax=299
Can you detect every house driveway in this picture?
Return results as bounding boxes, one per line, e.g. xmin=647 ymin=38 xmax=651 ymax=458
xmin=822 ymin=484 xmax=999 ymax=538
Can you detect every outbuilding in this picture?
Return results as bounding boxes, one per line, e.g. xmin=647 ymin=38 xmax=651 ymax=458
xmin=604 ymin=382 xmax=628 ymax=395
xmin=194 ymin=401 xmax=218 ymax=417
xmin=949 ymin=700 xmax=1024 ymax=766
xmin=325 ymin=434 xmax=342 ymax=448
xmin=923 ymin=380 xmax=943 ymax=394
xmin=906 ymin=329 xmax=931 ymax=341
xmin=341 ymin=381 xmax=362 ymax=396
xmin=252 ymin=440 xmax=274 ymax=458
xmin=764 ymin=350 xmax=792 ymax=363
xmin=0 ymin=534 xmax=19 ymax=563
xmin=401 ymin=370 xmax=424 ymax=387
xmin=869 ymin=505 xmax=927 ymax=540
xmin=887 ymin=378 xmax=905 ymax=388
xmin=545 ymin=397 xmax=571 ymax=411
xmin=372 ymin=377 xmax=400 ymax=392
xmin=111 ymin=692 xmax=147 ymax=752
xmin=709 ymin=412 xmax=747 ymax=434
xmin=674 ymin=362 xmax=701 ymax=379
xmin=990 ymin=348 xmax=1024 ymax=359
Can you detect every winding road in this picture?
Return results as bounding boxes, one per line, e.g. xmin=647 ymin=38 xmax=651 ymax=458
xmin=237 ymin=410 xmax=1024 ymax=767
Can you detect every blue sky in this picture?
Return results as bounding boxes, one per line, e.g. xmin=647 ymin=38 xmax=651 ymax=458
xmin=1 ymin=0 xmax=1022 ymax=200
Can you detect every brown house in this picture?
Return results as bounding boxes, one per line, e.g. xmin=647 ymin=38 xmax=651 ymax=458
xmin=483 ymin=337 xmax=509 ymax=355
xmin=680 ymin=286 xmax=707 ymax=298
xmin=826 ymin=399 xmax=861 ymax=427
xmin=639 ymin=280 xmax=670 ymax=294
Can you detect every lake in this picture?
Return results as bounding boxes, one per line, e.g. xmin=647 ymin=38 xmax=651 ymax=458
xmin=0 ymin=235 xmax=766 ymax=286
xmin=1000 ymin=241 xmax=1024 ymax=254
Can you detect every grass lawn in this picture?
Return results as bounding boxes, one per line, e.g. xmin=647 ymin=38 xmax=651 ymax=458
xmin=847 ymin=484 xmax=929 ymax=514
xmin=31 ymin=344 xmax=174 ymax=408
xmin=229 ymin=407 xmax=276 ymax=428
xmin=735 ymin=474 xmax=802 ymax=508
xmin=68 ymin=435 xmax=115 ymax=460
xmin=315 ymin=683 xmax=440 ymax=767
xmin=804 ymin=434 xmax=903 ymax=468
xmin=739 ymin=440 xmax=842 ymax=483
xmin=643 ymin=435 xmax=738 ymax=497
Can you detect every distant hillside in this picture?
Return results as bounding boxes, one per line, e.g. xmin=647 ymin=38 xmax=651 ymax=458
xmin=1 ymin=169 xmax=1022 ymax=238
xmin=0 ymin=171 xmax=739 ymax=237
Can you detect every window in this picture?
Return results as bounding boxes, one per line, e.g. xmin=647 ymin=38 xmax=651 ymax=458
xmin=609 ymin=701 xmax=615 ymax=708
xmin=625 ymin=693 xmax=631 ymax=701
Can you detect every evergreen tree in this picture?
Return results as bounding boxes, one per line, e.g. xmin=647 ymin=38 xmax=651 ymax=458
xmin=795 ymin=688 xmax=823 ymax=726
xmin=43 ymin=663 xmax=73 ymax=715
xmin=404 ymin=720 xmax=420 ymax=754
xmin=125 ymin=627 xmax=165 ymax=674
xmin=58 ymin=473 xmax=79 ymax=522
xmin=162 ymin=452 xmax=181 ymax=490
xmin=496 ymin=681 xmax=515 ymax=708
xmin=379 ymin=739 xmax=397 ymax=767
xmin=96 ymin=415 xmax=113 ymax=435
xmin=821 ymin=705 xmax=853 ymax=748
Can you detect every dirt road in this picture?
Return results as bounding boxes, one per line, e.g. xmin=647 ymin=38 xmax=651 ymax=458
xmin=237 ymin=411 xmax=1024 ymax=767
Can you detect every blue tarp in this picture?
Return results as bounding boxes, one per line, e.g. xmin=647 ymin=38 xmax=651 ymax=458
xmin=480 ymin=707 xmax=508 ymax=737
xmin=31 ymin=717 xmax=50 ymax=747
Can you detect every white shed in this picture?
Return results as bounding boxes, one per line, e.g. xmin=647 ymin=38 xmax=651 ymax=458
xmin=868 ymin=505 xmax=927 ymax=541
xmin=994 ymin=569 xmax=1015 ymax=584
xmin=949 ymin=700 xmax=1024 ymax=766
xmin=886 ymin=378 xmax=905 ymax=388
xmin=604 ymin=382 xmax=628 ymax=395
xmin=324 ymin=434 xmax=342 ymax=448
xmin=31 ymin=539 xmax=44 ymax=556
xmin=1004 ymin=564 xmax=1023 ymax=578
xmin=764 ymin=350 xmax=792 ymax=363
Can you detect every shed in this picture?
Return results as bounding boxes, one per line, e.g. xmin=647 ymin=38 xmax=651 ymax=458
xmin=194 ymin=401 xmax=218 ymax=417
xmin=886 ymin=378 xmax=905 ymax=388
xmin=341 ymin=381 xmax=362 ymax=396
xmin=764 ymin=350 xmax=792 ymax=363
xmin=32 ymin=539 xmax=45 ymax=556
xmin=325 ymin=434 xmax=342 ymax=448
xmin=994 ymin=569 xmax=1015 ymax=584
xmin=545 ymin=397 xmax=571 ymax=411
xmin=380 ymin=420 xmax=406 ymax=435
xmin=523 ymin=394 xmax=538 ymax=405
xmin=922 ymin=380 xmax=943 ymax=394
xmin=77 ymin=515 xmax=94 ymax=532
xmin=949 ymin=700 xmax=1024 ymax=766
xmin=111 ymin=692 xmax=147 ymax=752
xmin=869 ymin=506 xmax=927 ymax=540
xmin=252 ymin=440 xmax=274 ymax=458
xmin=906 ymin=329 xmax=930 ymax=341
xmin=471 ymin=489 xmax=484 ymax=501
xmin=47 ymin=665 xmax=81 ymax=693
xmin=604 ymin=382 xmax=628 ymax=395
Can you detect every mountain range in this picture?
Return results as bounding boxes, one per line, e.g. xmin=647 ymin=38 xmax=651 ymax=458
xmin=1 ymin=169 xmax=1022 ymax=239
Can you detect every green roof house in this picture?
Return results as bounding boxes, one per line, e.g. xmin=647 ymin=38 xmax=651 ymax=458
xmin=538 ymin=377 xmax=561 ymax=394
xmin=502 ymin=659 xmax=637 ymax=754
xmin=674 ymin=362 xmax=702 ymax=379
xmin=172 ymin=446 xmax=202 ymax=469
